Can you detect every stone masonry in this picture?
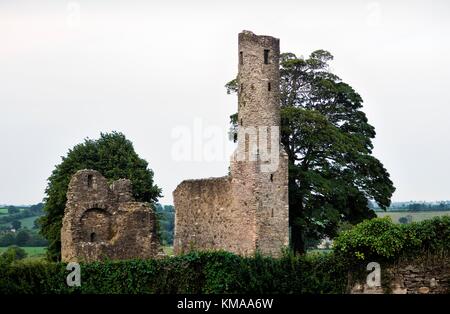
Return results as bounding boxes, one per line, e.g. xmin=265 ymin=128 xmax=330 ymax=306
xmin=173 ymin=31 xmax=289 ymax=257
xmin=61 ymin=169 xmax=162 ymax=262
xmin=350 ymin=258 xmax=450 ymax=294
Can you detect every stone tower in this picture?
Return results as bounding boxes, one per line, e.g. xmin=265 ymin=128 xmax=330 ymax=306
xmin=237 ymin=30 xmax=281 ymax=129
xmin=230 ymin=31 xmax=289 ymax=255
xmin=173 ymin=31 xmax=289 ymax=257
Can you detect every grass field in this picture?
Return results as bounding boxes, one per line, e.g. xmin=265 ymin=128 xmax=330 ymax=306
xmin=17 ymin=216 xmax=38 ymax=229
xmin=0 ymin=215 xmax=40 ymax=229
xmin=376 ymin=211 xmax=450 ymax=223
xmin=0 ymin=246 xmax=46 ymax=257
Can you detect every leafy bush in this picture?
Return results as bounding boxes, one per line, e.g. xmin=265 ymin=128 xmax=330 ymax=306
xmin=0 ymin=251 xmax=347 ymax=294
xmin=333 ymin=216 xmax=450 ymax=264
xmin=0 ymin=246 xmax=28 ymax=265
xmin=1 ymin=217 xmax=448 ymax=294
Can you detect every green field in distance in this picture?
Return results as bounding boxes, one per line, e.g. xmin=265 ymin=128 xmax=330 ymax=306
xmin=376 ymin=210 xmax=450 ymax=223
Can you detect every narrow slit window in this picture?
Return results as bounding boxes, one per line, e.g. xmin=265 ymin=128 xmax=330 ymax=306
xmin=239 ymin=51 xmax=243 ymax=65
xmin=268 ymin=82 xmax=271 ymax=91
xmin=87 ymin=175 xmax=93 ymax=188
xmin=241 ymin=83 xmax=243 ymax=92
xmin=264 ymin=49 xmax=269 ymax=64
xmin=240 ymin=119 xmax=243 ymax=126
xmin=270 ymin=174 xmax=273 ymax=182
xmin=90 ymin=232 xmax=96 ymax=242
xmin=271 ymin=208 xmax=274 ymax=218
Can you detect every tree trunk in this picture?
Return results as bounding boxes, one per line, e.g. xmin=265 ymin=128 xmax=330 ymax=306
xmin=288 ymin=175 xmax=306 ymax=254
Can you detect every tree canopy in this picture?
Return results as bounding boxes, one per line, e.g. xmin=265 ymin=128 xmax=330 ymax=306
xmin=227 ymin=50 xmax=395 ymax=253
xmin=38 ymin=132 xmax=161 ymax=261
xmin=0 ymin=246 xmax=27 ymax=265
xmin=11 ymin=220 xmax=21 ymax=231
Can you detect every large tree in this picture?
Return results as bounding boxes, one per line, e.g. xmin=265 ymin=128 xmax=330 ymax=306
xmin=11 ymin=220 xmax=21 ymax=231
xmin=15 ymin=229 xmax=31 ymax=246
xmin=226 ymin=50 xmax=395 ymax=253
xmin=38 ymin=132 xmax=162 ymax=261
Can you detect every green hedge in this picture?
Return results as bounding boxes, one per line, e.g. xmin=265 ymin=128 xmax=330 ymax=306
xmin=1 ymin=216 xmax=449 ymax=294
xmin=333 ymin=216 xmax=450 ymax=264
xmin=0 ymin=251 xmax=347 ymax=294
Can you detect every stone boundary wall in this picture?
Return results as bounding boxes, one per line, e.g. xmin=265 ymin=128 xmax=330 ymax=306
xmin=350 ymin=257 xmax=450 ymax=294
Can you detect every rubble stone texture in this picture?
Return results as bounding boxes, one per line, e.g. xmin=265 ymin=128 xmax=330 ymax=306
xmin=173 ymin=31 xmax=289 ymax=257
xmin=350 ymin=259 xmax=450 ymax=294
xmin=61 ymin=169 xmax=162 ymax=262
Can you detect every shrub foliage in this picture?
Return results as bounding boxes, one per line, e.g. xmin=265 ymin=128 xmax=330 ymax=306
xmin=0 ymin=251 xmax=347 ymax=294
xmin=333 ymin=216 xmax=450 ymax=263
xmin=1 ymin=216 xmax=448 ymax=294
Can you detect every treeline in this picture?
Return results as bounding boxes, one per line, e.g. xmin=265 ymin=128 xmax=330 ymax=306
xmin=0 ymin=203 xmax=44 ymax=227
xmin=398 ymin=202 xmax=450 ymax=211
xmin=0 ymin=229 xmax=48 ymax=247
xmin=0 ymin=203 xmax=47 ymax=247
xmin=155 ymin=204 xmax=174 ymax=246
xmin=371 ymin=201 xmax=450 ymax=212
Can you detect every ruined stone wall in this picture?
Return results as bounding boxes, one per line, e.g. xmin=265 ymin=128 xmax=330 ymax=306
xmin=173 ymin=31 xmax=289 ymax=257
xmin=350 ymin=257 xmax=450 ymax=294
xmin=173 ymin=177 xmax=256 ymax=255
xmin=390 ymin=261 xmax=450 ymax=294
xmin=61 ymin=169 xmax=162 ymax=262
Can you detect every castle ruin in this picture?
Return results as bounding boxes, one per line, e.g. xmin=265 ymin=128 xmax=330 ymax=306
xmin=173 ymin=31 xmax=289 ymax=257
xmin=61 ymin=169 xmax=162 ymax=262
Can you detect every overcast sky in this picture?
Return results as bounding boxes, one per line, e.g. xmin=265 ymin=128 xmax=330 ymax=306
xmin=1 ymin=0 xmax=450 ymax=205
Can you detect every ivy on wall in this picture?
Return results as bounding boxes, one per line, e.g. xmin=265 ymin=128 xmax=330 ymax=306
xmin=1 ymin=216 xmax=448 ymax=294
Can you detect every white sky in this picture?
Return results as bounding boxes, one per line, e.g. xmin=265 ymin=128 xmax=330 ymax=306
xmin=1 ymin=0 xmax=450 ymax=205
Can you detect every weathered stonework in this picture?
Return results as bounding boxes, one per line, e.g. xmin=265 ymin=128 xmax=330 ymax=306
xmin=350 ymin=258 xmax=450 ymax=294
xmin=61 ymin=169 xmax=162 ymax=262
xmin=173 ymin=31 xmax=289 ymax=257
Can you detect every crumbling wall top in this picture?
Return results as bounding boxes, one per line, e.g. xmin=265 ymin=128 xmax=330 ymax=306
xmin=111 ymin=178 xmax=134 ymax=203
xmin=239 ymin=30 xmax=279 ymax=49
xmin=66 ymin=169 xmax=110 ymax=205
